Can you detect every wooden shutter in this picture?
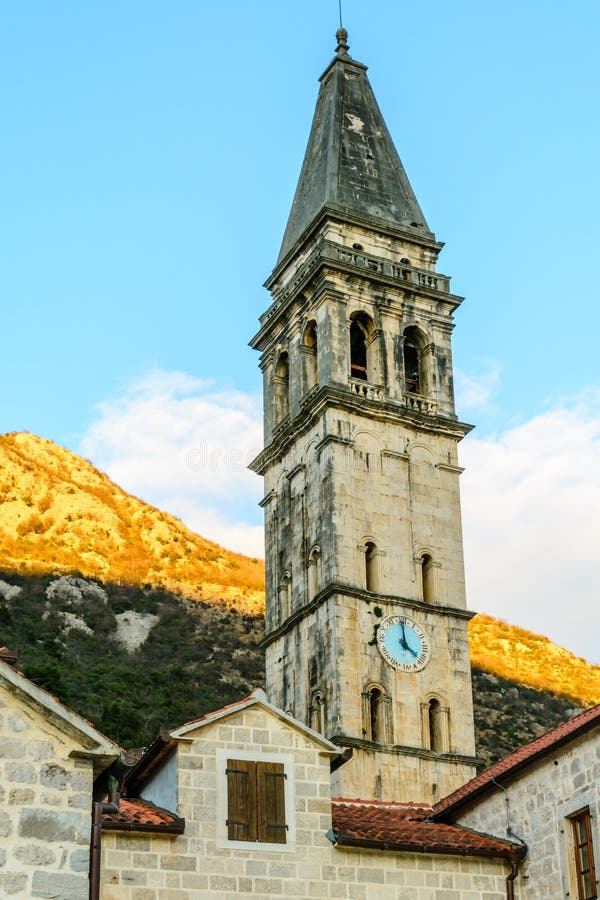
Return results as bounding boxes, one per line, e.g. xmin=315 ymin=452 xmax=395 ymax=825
xmin=226 ymin=759 xmax=257 ymax=841
xmin=257 ymin=761 xmax=287 ymax=844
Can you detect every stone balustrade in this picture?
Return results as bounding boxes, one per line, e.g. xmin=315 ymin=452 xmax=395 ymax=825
xmin=350 ymin=379 xmax=383 ymax=401
xmin=402 ymin=393 xmax=438 ymax=415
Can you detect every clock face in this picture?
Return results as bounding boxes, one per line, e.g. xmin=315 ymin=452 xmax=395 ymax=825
xmin=376 ymin=615 xmax=431 ymax=672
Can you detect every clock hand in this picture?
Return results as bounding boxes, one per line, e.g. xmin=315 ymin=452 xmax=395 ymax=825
xmin=400 ymin=622 xmax=418 ymax=658
xmin=399 ymin=623 xmax=410 ymax=651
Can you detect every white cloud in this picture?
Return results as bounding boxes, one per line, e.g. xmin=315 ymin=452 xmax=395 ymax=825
xmin=79 ymin=370 xmax=265 ymax=557
xmin=454 ymin=363 xmax=501 ymax=412
xmin=460 ymin=391 xmax=600 ymax=663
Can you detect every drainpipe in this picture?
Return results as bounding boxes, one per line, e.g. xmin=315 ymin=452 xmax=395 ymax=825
xmin=490 ymin=776 xmax=528 ymax=899
xmin=506 ymin=857 xmax=520 ymax=900
xmin=89 ymin=798 xmax=119 ymax=900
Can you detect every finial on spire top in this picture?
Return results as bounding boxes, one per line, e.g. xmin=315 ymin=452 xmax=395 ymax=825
xmin=335 ymin=27 xmax=349 ymax=56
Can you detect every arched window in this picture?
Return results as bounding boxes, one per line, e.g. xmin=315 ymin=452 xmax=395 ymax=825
xmin=302 ymin=322 xmax=318 ymax=392
xmin=428 ymin=698 xmax=443 ymax=752
xmin=309 ymin=691 xmax=325 ymax=735
xmin=404 ymin=328 xmax=422 ymax=394
xmin=350 ymin=319 xmax=368 ymax=380
xmin=363 ymin=684 xmax=392 ymax=744
xmin=369 ymin=688 xmax=383 ymax=742
xmin=365 ymin=541 xmax=378 ymax=592
xmin=350 ymin=312 xmax=382 ymax=386
xmin=307 ymin=545 xmax=321 ymax=599
xmin=273 ymin=353 xmax=290 ymax=423
xmin=421 ymin=554 xmax=435 ymax=603
xmin=350 ymin=312 xmax=380 ymax=383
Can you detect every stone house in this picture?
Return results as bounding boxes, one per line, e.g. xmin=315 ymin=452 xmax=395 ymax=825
xmin=98 ymin=688 xmax=524 ymax=900
xmin=434 ymin=704 xmax=600 ymax=900
xmin=0 ymin=653 xmax=121 ymax=899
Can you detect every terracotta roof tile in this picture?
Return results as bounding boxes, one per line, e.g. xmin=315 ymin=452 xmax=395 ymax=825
xmin=102 ymin=798 xmax=184 ymax=833
xmin=435 ymin=704 xmax=600 ymax=818
xmin=332 ymin=798 xmax=523 ymax=860
xmin=333 ymin=797 xmax=433 ymax=818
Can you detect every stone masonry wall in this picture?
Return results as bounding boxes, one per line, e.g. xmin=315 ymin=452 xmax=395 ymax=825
xmin=101 ymin=705 xmax=510 ymax=899
xmin=0 ymin=685 xmax=94 ymax=899
xmin=456 ymin=729 xmax=600 ymax=899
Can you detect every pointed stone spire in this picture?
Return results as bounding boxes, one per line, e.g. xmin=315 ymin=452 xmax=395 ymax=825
xmin=277 ymin=32 xmax=433 ymax=264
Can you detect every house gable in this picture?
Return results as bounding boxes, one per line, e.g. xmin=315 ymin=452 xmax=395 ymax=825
xmin=0 ymin=659 xmax=120 ymax=899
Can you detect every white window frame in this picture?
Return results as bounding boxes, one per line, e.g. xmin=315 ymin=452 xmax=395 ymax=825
xmin=216 ymin=748 xmax=296 ymax=852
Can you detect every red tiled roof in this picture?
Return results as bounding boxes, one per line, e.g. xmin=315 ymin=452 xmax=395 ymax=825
xmin=435 ymin=704 xmax=600 ymax=818
xmin=333 ymin=798 xmax=433 ymax=818
xmin=332 ymin=798 xmax=523 ymax=860
xmin=102 ymin=798 xmax=184 ymax=833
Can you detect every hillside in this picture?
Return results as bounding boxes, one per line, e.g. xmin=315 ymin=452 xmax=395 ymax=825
xmin=0 ymin=431 xmax=598 ymax=765
xmin=469 ymin=614 xmax=600 ymax=708
xmin=0 ymin=571 xmax=265 ymax=748
xmin=0 ymin=432 xmax=263 ymax=611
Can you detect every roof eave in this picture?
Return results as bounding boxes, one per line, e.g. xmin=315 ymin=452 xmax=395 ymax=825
xmin=102 ymin=818 xmax=185 ymax=835
xmin=123 ymin=730 xmax=177 ymax=796
xmin=331 ymin=831 xmax=524 ymax=862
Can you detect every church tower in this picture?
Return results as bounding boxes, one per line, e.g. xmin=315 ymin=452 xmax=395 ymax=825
xmin=251 ymin=31 xmax=479 ymax=804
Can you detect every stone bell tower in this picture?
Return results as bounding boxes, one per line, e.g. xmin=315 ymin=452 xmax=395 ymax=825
xmin=250 ymin=30 xmax=479 ymax=804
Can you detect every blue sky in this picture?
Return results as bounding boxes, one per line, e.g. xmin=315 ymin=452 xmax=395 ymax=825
xmin=2 ymin=2 xmax=600 ymax=662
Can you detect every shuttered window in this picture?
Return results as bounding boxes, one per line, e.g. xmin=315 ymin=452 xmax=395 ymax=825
xmin=226 ymin=759 xmax=287 ymax=844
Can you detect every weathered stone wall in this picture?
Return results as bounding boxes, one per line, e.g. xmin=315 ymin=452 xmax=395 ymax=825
xmin=267 ymin=587 xmax=476 ymax=804
xmin=456 ymin=728 xmax=600 ymax=899
xmin=101 ymin=836 xmax=511 ymax=900
xmin=261 ymin=390 xmax=475 ymax=802
xmin=101 ymin=704 xmax=509 ymax=899
xmin=0 ymin=685 xmax=94 ymax=899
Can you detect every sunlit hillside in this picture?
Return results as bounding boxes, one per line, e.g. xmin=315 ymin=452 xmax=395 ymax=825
xmin=469 ymin=614 xmax=600 ymax=707
xmin=0 ymin=432 xmax=264 ymax=612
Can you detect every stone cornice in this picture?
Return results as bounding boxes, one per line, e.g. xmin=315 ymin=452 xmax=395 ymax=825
xmin=286 ymin=463 xmax=306 ymax=482
xmin=330 ymin=735 xmax=481 ymax=768
xmin=267 ymin=204 xmax=445 ymax=290
xmin=249 ymin=386 xmax=473 ymax=475
xmin=261 ymin=581 xmax=476 ymax=648
xmin=258 ymin=489 xmax=277 ymax=508
xmin=436 ymin=463 xmax=465 ymax=475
